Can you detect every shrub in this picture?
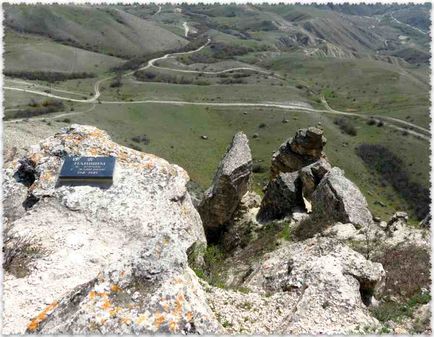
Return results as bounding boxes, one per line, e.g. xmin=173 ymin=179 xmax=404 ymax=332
xmin=4 ymin=99 xmax=65 ymax=120
xmin=373 ymin=245 xmax=430 ymax=298
xmin=3 ymin=228 xmax=50 ymax=278
xmin=356 ymin=144 xmax=430 ymax=220
xmin=252 ymin=163 xmax=267 ymax=173
xmin=131 ymin=134 xmax=150 ymax=145
xmin=334 ymin=117 xmax=357 ymax=136
xmin=258 ymin=123 xmax=266 ymax=128
xmin=4 ymin=71 xmax=95 ymax=83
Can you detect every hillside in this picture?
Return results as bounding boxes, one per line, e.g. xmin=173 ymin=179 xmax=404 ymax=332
xmin=3 ymin=4 xmax=188 ymax=58
xmin=2 ymin=3 xmax=431 ymax=226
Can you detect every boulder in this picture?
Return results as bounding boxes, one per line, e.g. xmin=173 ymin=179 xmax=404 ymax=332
xmin=298 ymin=158 xmax=331 ymax=199
xmin=198 ymin=132 xmax=252 ymax=241
xmin=242 ymin=237 xmax=385 ymax=334
xmin=257 ymin=171 xmax=302 ymax=222
xmin=386 ymin=211 xmax=408 ymax=234
xmin=270 ymin=127 xmax=327 ymax=178
xmin=310 ymin=167 xmax=373 ymax=230
xmin=3 ymin=125 xmax=221 ymax=334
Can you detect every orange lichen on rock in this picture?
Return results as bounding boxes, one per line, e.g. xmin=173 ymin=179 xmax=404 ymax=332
xmin=154 ymin=312 xmax=165 ymax=329
xmin=110 ymin=284 xmax=121 ymax=292
xmin=186 ymin=311 xmax=193 ymax=322
xmin=174 ymin=292 xmax=185 ymax=316
xmin=27 ymin=301 xmax=59 ymax=332
xmin=101 ymin=298 xmax=112 ymax=310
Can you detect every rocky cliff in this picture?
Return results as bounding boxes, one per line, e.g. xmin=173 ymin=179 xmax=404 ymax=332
xmin=2 ymin=124 xmax=431 ymax=335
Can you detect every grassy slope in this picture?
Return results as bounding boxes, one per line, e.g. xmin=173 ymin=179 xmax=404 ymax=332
xmin=4 ymin=30 xmax=123 ymax=74
xmin=264 ymin=53 xmax=430 ymax=128
xmin=4 ymin=4 xmax=188 ymax=58
xmin=3 ymin=4 xmax=430 ymax=224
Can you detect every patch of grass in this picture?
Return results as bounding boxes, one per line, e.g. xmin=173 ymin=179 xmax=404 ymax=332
xmin=278 ymin=222 xmax=292 ymax=241
xmin=3 ymin=229 xmax=50 ymax=278
xmin=371 ymin=292 xmax=431 ymax=323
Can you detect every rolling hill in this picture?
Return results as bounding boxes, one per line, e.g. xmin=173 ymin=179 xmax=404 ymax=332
xmin=3 ymin=4 xmax=188 ymax=58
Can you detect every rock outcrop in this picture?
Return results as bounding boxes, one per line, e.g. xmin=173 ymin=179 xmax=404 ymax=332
xmin=198 ymin=132 xmax=252 ymax=241
xmin=257 ymin=128 xmax=331 ymax=222
xmin=270 ymin=127 xmax=327 ymax=178
xmin=310 ymin=167 xmax=373 ymax=229
xmin=257 ymin=171 xmax=303 ymax=221
xmin=242 ymin=237 xmax=385 ymax=334
xmin=3 ymin=125 xmax=220 ymax=334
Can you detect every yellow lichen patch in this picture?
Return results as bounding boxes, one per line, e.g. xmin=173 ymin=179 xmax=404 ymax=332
xmin=169 ymin=320 xmax=178 ymax=332
xmin=109 ymin=307 xmax=121 ymax=317
xmin=27 ymin=301 xmax=59 ymax=332
xmin=154 ymin=312 xmax=165 ymax=329
xmin=89 ymin=291 xmax=97 ymax=300
xmin=110 ymin=284 xmax=121 ymax=292
xmin=40 ymin=170 xmax=55 ymax=183
xmin=136 ymin=313 xmax=150 ymax=326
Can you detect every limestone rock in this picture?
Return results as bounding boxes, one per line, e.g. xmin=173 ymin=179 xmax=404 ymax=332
xmin=242 ymin=237 xmax=385 ymax=334
xmin=198 ymin=132 xmax=252 ymax=240
xmin=310 ymin=167 xmax=373 ymax=231
xmin=270 ymin=127 xmax=327 ymax=178
xmin=2 ymin=124 xmax=219 ymax=334
xmin=419 ymin=213 xmax=431 ymax=228
xmin=222 ymin=192 xmax=262 ymax=252
xmin=257 ymin=171 xmax=302 ymax=222
xmin=386 ymin=211 xmax=408 ymax=234
xmin=298 ymin=158 xmax=331 ymax=199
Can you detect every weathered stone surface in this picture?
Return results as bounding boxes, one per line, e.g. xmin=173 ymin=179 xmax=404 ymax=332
xmin=3 ymin=125 xmax=219 ymax=334
xmin=310 ymin=167 xmax=373 ymax=230
xmin=299 ymin=158 xmax=331 ymax=199
xmin=222 ymin=192 xmax=262 ymax=252
xmin=270 ymin=127 xmax=327 ymax=178
xmin=198 ymin=132 xmax=252 ymax=240
xmin=242 ymin=237 xmax=385 ymax=334
xmin=257 ymin=171 xmax=302 ymax=222
xmin=386 ymin=211 xmax=408 ymax=234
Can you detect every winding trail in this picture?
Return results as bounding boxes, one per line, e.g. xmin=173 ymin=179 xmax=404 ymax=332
xmin=4 ymin=39 xmax=429 ymax=142
xmin=321 ymin=96 xmax=430 ymax=140
xmin=390 ymin=14 xmax=427 ymax=35
xmin=183 ymin=22 xmax=189 ymax=38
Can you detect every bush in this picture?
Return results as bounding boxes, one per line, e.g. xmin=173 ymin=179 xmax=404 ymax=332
xmin=4 ymin=71 xmax=95 ymax=83
xmin=373 ymin=245 xmax=430 ymax=298
xmin=252 ymin=163 xmax=267 ymax=173
xmin=3 ymin=228 xmax=49 ymax=278
xmin=4 ymin=99 xmax=65 ymax=120
xmin=258 ymin=123 xmax=266 ymax=128
xmin=356 ymin=144 xmax=430 ymax=220
xmin=131 ymin=134 xmax=150 ymax=145
xmin=334 ymin=117 xmax=357 ymax=136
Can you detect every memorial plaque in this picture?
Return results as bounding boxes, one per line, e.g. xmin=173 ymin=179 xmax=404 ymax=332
xmin=58 ymin=156 xmax=115 ymax=187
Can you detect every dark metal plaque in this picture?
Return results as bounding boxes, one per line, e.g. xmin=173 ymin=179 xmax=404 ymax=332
xmin=58 ymin=156 xmax=115 ymax=186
